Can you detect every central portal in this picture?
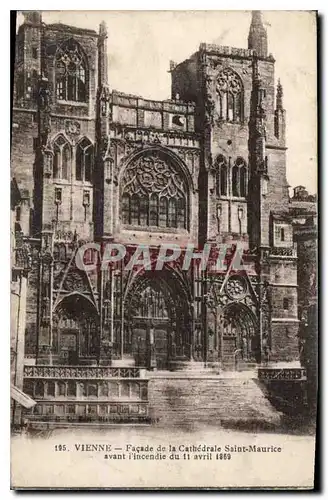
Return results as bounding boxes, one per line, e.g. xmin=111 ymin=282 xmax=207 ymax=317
xmin=132 ymin=319 xmax=169 ymax=370
xmin=127 ymin=281 xmax=171 ymax=369
xmin=124 ymin=270 xmax=191 ymax=369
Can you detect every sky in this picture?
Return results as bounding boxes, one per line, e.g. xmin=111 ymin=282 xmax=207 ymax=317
xmin=17 ymin=10 xmax=317 ymax=194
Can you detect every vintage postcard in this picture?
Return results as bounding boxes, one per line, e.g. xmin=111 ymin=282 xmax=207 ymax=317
xmin=10 ymin=10 xmax=317 ymax=489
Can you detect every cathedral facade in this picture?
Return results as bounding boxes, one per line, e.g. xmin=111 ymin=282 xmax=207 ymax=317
xmin=12 ymin=10 xmax=301 ymax=399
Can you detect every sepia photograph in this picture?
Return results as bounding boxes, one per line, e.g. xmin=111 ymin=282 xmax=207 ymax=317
xmin=10 ymin=9 xmax=317 ymax=489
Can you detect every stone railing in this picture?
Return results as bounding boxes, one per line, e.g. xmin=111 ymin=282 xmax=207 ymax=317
xmin=112 ymin=90 xmax=196 ymax=113
xmin=270 ymin=246 xmax=297 ymax=258
xmin=258 ymin=367 xmax=306 ymax=381
xmin=24 ymin=365 xmax=142 ymax=379
xmin=23 ymin=377 xmax=148 ymax=401
xmin=109 ymin=124 xmax=200 ymax=148
xmin=199 ymin=43 xmax=253 ymax=58
xmin=23 ymin=365 xmax=150 ymax=424
xmin=24 ymin=401 xmax=149 ymax=423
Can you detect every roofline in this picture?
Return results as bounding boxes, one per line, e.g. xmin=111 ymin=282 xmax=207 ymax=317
xmin=45 ymin=22 xmax=99 ymax=37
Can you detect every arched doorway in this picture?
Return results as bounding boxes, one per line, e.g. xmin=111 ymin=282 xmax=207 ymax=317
xmin=53 ymin=294 xmax=100 ymax=365
xmin=220 ymin=303 xmax=259 ymax=370
xmin=124 ymin=270 xmax=191 ymax=370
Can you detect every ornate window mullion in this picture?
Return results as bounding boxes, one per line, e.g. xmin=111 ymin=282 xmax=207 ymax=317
xmin=216 ymin=68 xmax=243 ymax=123
xmin=121 ymin=152 xmax=188 ymax=230
xmin=55 ymin=41 xmax=87 ymax=103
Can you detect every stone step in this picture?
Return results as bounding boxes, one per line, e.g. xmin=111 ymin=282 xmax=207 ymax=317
xmin=147 ymin=369 xmax=258 ymax=379
xmin=148 ymin=377 xmax=282 ymax=427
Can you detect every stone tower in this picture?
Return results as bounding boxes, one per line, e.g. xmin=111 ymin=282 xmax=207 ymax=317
xmin=170 ymin=10 xmax=299 ymax=364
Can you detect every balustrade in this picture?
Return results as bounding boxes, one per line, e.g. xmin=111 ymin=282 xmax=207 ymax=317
xmin=24 ymin=365 xmax=141 ymax=379
xmin=258 ymin=367 xmax=306 ymax=381
xmin=270 ymin=246 xmax=297 ymax=257
xmin=23 ymin=364 xmax=150 ymax=424
xmin=26 ymin=402 xmax=149 ymax=422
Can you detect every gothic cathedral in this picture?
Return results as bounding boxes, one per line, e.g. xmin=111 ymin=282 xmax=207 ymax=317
xmin=12 ymin=11 xmax=300 ymax=383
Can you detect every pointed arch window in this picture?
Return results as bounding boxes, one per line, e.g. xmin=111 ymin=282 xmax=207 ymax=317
xmin=215 ymin=154 xmax=228 ymax=197
xmin=232 ymin=157 xmax=248 ymax=198
xmin=227 ymin=92 xmax=234 ymax=121
xmin=62 ymin=144 xmax=70 ymax=180
xmin=76 ymin=138 xmax=93 ymax=182
xmin=120 ymin=151 xmax=189 ymax=230
xmin=216 ymin=68 xmax=243 ymax=122
xmin=232 ymin=165 xmax=239 ymax=197
xmin=55 ymin=39 xmax=87 ymax=102
xmin=240 ymin=165 xmax=247 ymax=197
xmin=53 ymin=135 xmax=71 ymax=180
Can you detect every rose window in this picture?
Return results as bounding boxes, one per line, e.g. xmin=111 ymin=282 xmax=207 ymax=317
xmin=121 ymin=151 xmax=188 ymax=229
xmin=225 ymin=275 xmax=247 ymax=300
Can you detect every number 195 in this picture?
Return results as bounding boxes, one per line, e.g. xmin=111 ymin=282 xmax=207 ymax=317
xmin=54 ymin=444 xmax=67 ymax=451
